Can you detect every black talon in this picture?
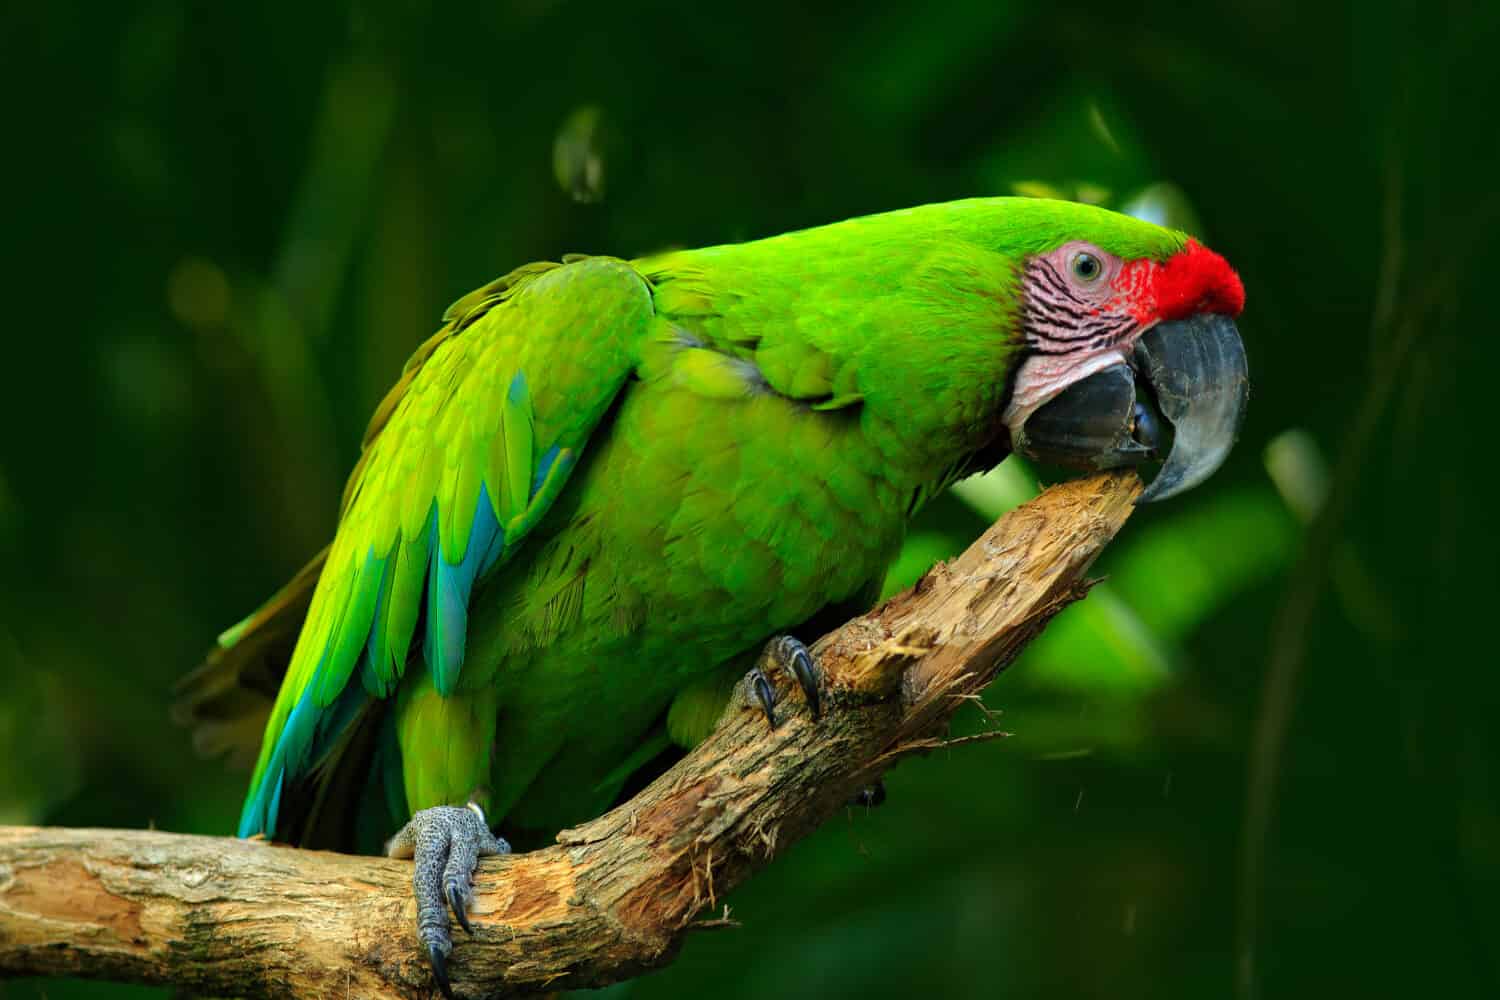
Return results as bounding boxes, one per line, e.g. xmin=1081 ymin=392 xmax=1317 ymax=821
xmin=785 ymin=640 xmax=821 ymax=720
xmin=429 ymin=944 xmax=453 ymax=1000
xmin=449 ymin=884 xmax=473 ymax=935
xmin=752 ymin=668 xmax=778 ymax=729
xmin=749 ymin=635 xmax=822 ymax=730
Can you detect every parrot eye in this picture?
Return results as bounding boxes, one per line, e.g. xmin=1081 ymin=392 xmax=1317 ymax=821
xmin=1070 ymin=252 xmax=1103 ymax=282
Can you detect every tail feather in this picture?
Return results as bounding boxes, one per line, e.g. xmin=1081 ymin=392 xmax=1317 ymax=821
xmin=173 ymin=548 xmax=328 ymax=772
xmin=179 ymin=546 xmax=405 ymax=851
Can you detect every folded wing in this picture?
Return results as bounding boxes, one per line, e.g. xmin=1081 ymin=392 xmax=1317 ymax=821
xmin=235 ymin=257 xmax=653 ymax=838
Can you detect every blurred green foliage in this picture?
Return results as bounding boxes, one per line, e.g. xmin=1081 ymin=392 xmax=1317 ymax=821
xmin=2 ymin=1 xmax=1497 ymax=997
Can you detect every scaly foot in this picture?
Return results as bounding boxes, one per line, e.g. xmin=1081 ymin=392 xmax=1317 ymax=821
xmin=385 ymin=803 xmax=511 ymax=999
xmin=748 ymin=634 xmax=821 ymax=729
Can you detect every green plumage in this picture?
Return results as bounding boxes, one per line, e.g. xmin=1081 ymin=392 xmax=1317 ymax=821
xmin=208 ymin=197 xmax=1188 ymax=847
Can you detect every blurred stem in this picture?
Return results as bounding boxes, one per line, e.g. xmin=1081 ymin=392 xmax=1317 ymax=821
xmin=240 ymin=53 xmax=397 ymax=552
xmin=270 ymin=58 xmax=396 ymax=344
xmin=1235 ymin=144 xmax=1413 ymax=1000
xmin=1264 ymin=431 xmax=1399 ymax=647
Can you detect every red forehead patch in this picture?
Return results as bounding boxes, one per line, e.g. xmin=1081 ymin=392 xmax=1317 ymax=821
xmin=1156 ymin=239 xmax=1245 ymax=320
xmin=1111 ymin=239 xmax=1245 ymax=324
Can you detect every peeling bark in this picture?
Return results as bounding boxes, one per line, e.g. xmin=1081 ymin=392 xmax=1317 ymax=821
xmin=0 ymin=471 xmax=1140 ymax=998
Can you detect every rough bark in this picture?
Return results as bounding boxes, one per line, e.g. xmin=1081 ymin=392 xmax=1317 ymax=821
xmin=0 ymin=471 xmax=1140 ymax=998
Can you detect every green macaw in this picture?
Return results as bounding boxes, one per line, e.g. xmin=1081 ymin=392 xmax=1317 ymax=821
xmin=180 ymin=197 xmax=1247 ymax=996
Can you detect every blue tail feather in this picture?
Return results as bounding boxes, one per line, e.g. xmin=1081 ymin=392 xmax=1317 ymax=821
xmin=237 ymin=681 xmax=366 ymax=838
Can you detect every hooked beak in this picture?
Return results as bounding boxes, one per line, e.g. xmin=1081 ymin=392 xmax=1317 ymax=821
xmin=1013 ymin=314 xmax=1249 ymax=503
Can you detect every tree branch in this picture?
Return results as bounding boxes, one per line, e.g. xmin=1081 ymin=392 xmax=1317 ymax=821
xmin=0 ymin=471 xmax=1141 ymax=998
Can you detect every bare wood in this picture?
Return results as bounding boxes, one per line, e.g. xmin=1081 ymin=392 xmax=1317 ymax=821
xmin=0 ymin=471 xmax=1140 ymax=998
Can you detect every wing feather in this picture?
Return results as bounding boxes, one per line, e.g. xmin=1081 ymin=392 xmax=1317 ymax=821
xmin=238 ymin=257 xmax=652 ymax=838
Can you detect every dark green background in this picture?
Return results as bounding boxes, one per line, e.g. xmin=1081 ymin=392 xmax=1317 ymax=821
xmin=3 ymin=1 xmax=1497 ymax=997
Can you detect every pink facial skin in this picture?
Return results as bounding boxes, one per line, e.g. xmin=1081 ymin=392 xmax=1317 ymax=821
xmin=1002 ymin=241 xmax=1144 ymax=441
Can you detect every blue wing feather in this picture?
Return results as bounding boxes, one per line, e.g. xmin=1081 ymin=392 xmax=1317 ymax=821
xmin=423 ymin=484 xmax=505 ymax=696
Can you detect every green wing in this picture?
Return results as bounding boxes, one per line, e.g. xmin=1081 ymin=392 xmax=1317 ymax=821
xmin=237 ymin=257 xmax=652 ymax=838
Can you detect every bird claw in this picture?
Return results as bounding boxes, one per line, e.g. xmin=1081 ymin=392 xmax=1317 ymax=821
xmin=385 ymin=803 xmax=510 ymax=999
xmin=428 ymin=942 xmax=452 ymax=1000
xmin=752 ymin=668 xmax=779 ymax=729
xmin=448 ymin=883 xmax=474 ymax=936
xmin=749 ymin=635 xmax=822 ymax=729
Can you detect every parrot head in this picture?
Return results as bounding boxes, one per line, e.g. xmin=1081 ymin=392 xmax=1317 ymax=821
xmin=1000 ymin=231 xmax=1248 ymax=502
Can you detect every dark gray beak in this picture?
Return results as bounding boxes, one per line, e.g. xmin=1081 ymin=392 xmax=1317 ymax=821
xmin=1013 ymin=314 xmax=1249 ymax=503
